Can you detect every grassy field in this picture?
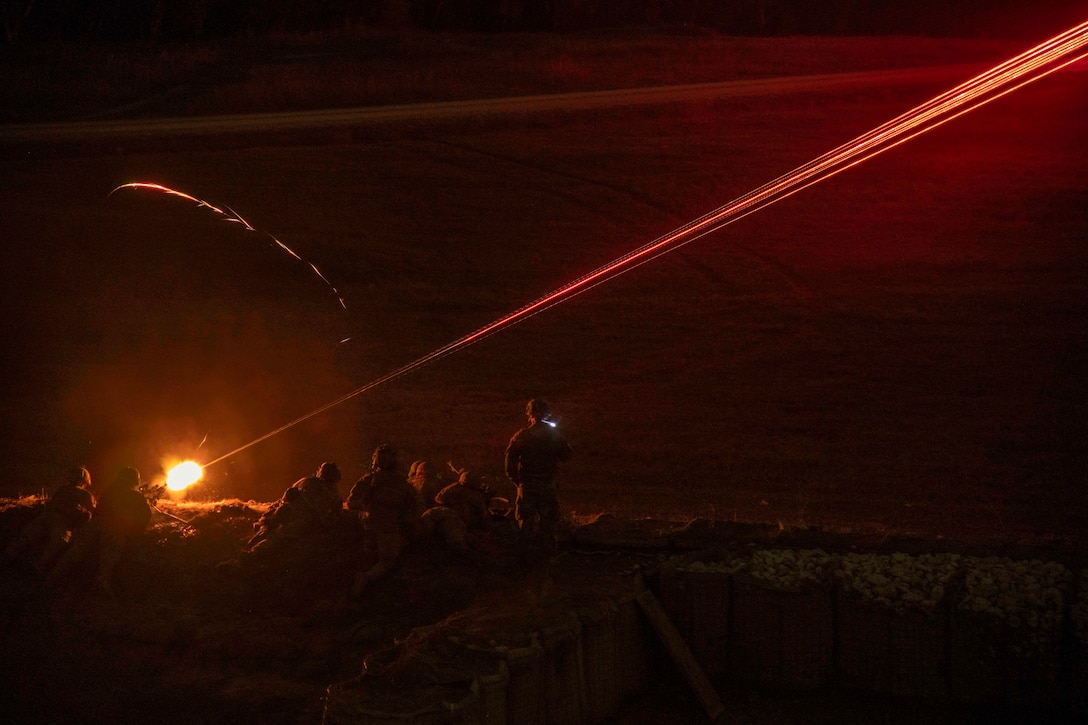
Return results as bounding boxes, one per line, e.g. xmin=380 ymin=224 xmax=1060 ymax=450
xmin=0 ymin=31 xmax=1025 ymax=122
xmin=2 ymin=29 xmax=1086 ymax=545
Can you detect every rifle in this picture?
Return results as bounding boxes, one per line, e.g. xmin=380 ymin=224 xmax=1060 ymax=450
xmin=139 ymin=483 xmax=194 ymax=525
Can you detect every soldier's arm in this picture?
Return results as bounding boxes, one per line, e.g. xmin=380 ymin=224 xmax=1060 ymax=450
xmin=346 ymin=480 xmax=367 ymax=512
xmin=558 ymin=437 xmax=572 ymax=462
xmin=504 ymin=435 xmax=522 ymax=482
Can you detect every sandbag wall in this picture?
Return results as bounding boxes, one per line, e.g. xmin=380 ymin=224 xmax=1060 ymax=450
xmin=322 ymin=587 xmax=653 ymax=725
xmin=656 ymin=549 xmax=1088 ymax=712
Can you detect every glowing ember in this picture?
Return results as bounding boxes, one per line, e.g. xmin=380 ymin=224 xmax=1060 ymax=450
xmin=110 ymin=183 xmax=349 ymax=310
xmin=166 ymin=461 xmax=204 ymax=491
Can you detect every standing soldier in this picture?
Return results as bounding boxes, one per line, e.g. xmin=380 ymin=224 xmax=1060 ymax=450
xmin=347 ymin=445 xmax=421 ymax=599
xmin=504 ymin=399 xmax=572 ymax=561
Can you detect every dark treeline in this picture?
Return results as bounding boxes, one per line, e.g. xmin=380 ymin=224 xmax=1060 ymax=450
xmin=3 ymin=0 xmax=1083 ymax=44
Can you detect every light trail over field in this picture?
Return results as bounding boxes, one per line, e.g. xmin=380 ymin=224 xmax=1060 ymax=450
xmin=110 ymin=182 xmax=349 ymax=311
xmin=202 ymin=19 xmax=1088 ymax=471
xmin=0 ymin=65 xmax=1006 ymax=141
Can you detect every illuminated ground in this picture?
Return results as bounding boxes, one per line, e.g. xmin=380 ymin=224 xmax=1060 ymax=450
xmin=2 ymin=32 xmax=1087 ymax=543
xmin=5 ymin=498 xmax=1077 ymax=724
xmin=1 ymin=27 xmax=1087 ymax=725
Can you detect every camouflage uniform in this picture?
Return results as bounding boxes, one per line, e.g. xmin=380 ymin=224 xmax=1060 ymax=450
xmin=48 ymin=467 xmax=150 ymax=593
xmin=505 ymin=399 xmax=572 ymax=558
xmin=6 ymin=466 xmax=95 ymax=572
xmin=408 ymin=460 xmax=445 ymax=510
xmin=93 ymin=467 xmax=152 ymax=592
xmin=423 ymin=470 xmax=493 ymax=552
xmin=347 ymin=445 xmax=421 ymax=597
xmin=248 ymin=462 xmax=343 ymax=551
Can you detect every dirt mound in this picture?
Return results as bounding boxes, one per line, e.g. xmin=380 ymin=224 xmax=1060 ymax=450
xmin=2 ymin=499 xmax=1085 ymax=723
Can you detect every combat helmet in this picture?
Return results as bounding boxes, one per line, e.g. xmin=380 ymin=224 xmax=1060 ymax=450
xmin=371 ymin=444 xmax=397 ymax=471
xmin=316 ymin=461 xmax=342 ymax=483
xmin=526 ymin=399 xmax=551 ymax=421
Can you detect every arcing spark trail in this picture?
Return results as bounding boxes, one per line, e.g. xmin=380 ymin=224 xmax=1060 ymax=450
xmin=110 ymin=182 xmax=349 ymax=311
xmin=202 ymin=20 xmax=1088 ymax=470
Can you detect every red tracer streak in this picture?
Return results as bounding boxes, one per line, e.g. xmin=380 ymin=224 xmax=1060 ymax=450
xmin=205 ymin=19 xmax=1088 ymax=468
